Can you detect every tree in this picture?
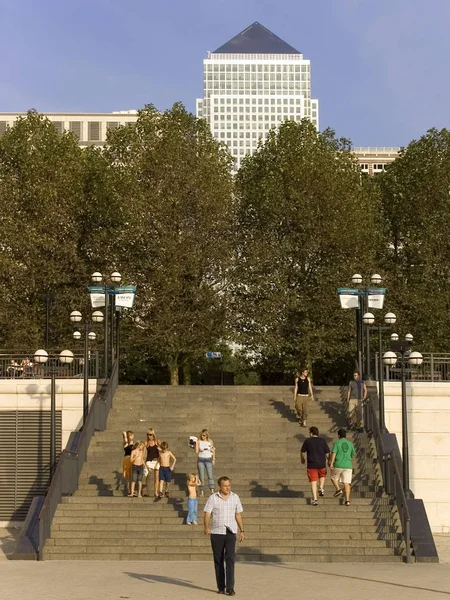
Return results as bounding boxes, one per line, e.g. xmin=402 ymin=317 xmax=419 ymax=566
xmin=0 ymin=110 xmax=88 ymax=349
xmin=234 ymin=120 xmax=381 ymax=380
xmin=377 ymin=128 xmax=450 ymax=350
xmin=105 ymin=104 xmax=235 ymax=384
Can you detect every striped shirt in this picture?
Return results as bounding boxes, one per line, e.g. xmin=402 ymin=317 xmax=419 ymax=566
xmin=203 ymin=491 xmax=244 ymax=535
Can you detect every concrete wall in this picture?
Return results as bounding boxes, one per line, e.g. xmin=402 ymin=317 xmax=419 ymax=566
xmin=0 ymin=379 xmax=98 ymax=449
xmin=384 ymin=381 xmax=450 ymax=533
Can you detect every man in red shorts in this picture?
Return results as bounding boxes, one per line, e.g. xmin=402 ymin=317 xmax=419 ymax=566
xmin=301 ymin=426 xmax=330 ymax=505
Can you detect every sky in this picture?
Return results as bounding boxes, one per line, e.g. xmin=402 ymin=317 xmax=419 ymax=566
xmin=1 ymin=0 xmax=450 ymax=147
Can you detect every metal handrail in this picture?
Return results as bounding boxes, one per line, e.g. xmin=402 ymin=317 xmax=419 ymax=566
xmin=36 ymin=359 xmax=118 ymax=559
xmin=365 ymin=397 xmax=412 ymax=562
xmin=374 ymin=352 xmax=450 ymax=382
xmin=0 ymin=352 xmax=99 ymax=379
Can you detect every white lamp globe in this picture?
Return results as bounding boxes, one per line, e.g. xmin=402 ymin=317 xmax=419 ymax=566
xmin=59 ymin=350 xmax=74 ymax=364
xmin=70 ymin=310 xmax=82 ymax=323
xmin=383 ymin=351 xmax=398 ymax=366
xmin=92 ymin=311 xmax=104 ymax=323
xmin=391 ymin=333 xmax=399 ymax=341
xmin=363 ymin=312 xmax=375 ymax=325
xmin=384 ymin=312 xmax=396 ymax=325
xmin=408 ymin=351 xmax=423 ymax=366
xmin=351 ymin=273 xmax=363 ymax=285
xmin=34 ymin=349 xmax=49 ymax=364
xmin=91 ymin=272 xmax=103 ymax=283
xmin=371 ymin=273 xmax=382 ymax=285
xmin=73 ymin=331 xmax=82 ymax=340
xmin=110 ymin=271 xmax=122 ymax=283
xmin=405 ymin=333 xmax=414 ymax=342
xmin=88 ymin=331 xmax=96 ymax=341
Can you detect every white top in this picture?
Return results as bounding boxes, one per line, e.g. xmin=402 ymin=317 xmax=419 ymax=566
xmin=198 ymin=440 xmax=213 ymax=459
xmin=203 ymin=491 xmax=243 ymax=535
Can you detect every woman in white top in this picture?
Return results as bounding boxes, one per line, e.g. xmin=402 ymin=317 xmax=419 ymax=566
xmin=195 ymin=429 xmax=216 ymax=497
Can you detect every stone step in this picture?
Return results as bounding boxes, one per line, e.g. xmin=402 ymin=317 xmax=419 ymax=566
xmin=61 ymin=495 xmax=387 ymax=505
xmin=45 ymin=537 xmax=395 ymax=550
xmin=41 ymin=551 xmax=402 ymax=562
xmin=43 ymin=385 xmax=400 ymax=562
xmin=71 ymin=490 xmax=384 ymax=499
xmin=54 ymin=506 xmax=393 ymax=518
xmin=51 ymin=521 xmax=396 ymax=534
xmin=48 ymin=529 xmax=401 ymax=541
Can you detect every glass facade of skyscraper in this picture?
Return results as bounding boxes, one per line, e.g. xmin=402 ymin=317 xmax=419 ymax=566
xmin=196 ymin=23 xmax=319 ymax=169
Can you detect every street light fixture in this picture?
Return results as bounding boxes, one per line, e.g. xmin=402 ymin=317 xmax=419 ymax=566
xmin=383 ymin=336 xmax=423 ymax=497
xmin=363 ymin=311 xmax=397 ymax=432
xmin=391 ymin=333 xmax=399 ymax=341
xmin=342 ymin=273 xmax=385 ymax=379
xmin=71 ymin=310 xmax=104 ymax=425
xmin=90 ymin=271 xmax=122 ymax=378
xmin=34 ymin=349 xmax=74 ymax=476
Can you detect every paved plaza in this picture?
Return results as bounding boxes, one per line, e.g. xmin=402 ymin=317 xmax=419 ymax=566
xmin=1 ymin=528 xmax=450 ymax=600
xmin=1 ymin=558 xmax=450 ymax=600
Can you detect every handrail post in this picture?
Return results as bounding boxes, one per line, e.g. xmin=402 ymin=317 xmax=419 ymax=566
xmin=406 ymin=518 xmax=412 ymax=563
xmin=430 ymin=354 xmax=434 ymax=382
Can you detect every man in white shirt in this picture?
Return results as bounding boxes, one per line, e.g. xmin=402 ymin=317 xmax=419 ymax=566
xmin=204 ymin=476 xmax=245 ymax=596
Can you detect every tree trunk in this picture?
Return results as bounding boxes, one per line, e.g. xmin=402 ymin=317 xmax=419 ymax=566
xmin=183 ymin=364 xmax=191 ymax=386
xmin=169 ymin=364 xmax=179 ymax=386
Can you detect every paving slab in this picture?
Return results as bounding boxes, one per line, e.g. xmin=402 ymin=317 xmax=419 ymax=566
xmin=1 ymin=560 xmax=450 ymax=600
xmin=0 ymin=528 xmax=21 ymax=561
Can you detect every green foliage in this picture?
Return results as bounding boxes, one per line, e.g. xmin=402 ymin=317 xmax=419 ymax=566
xmin=377 ymin=128 xmax=450 ymax=350
xmin=104 ymin=104 xmax=236 ymax=384
xmin=1 ymin=110 xmax=449 ymax=383
xmin=0 ymin=111 xmax=88 ymax=348
xmin=234 ymin=120 xmax=381 ymax=379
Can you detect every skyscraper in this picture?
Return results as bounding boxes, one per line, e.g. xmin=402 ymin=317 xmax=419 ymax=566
xmin=196 ymin=22 xmax=319 ymax=168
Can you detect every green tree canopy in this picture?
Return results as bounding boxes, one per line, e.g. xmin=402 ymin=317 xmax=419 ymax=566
xmin=234 ymin=120 xmax=381 ymax=377
xmin=377 ymin=128 xmax=450 ymax=349
xmin=105 ymin=103 xmax=235 ymax=384
xmin=0 ymin=110 xmax=88 ymax=348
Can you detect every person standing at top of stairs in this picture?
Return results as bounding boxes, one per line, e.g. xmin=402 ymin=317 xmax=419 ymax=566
xmin=293 ymin=368 xmax=314 ymax=427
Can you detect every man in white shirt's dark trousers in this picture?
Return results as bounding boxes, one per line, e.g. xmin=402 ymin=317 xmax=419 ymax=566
xmin=204 ymin=476 xmax=245 ymax=596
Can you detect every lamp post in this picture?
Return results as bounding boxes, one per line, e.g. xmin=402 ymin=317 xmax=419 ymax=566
xmin=383 ymin=338 xmax=423 ymax=497
xmin=70 ymin=309 xmax=104 ymax=425
xmin=33 ymin=349 xmax=74 ymax=476
xmin=90 ymin=271 xmax=122 ymax=379
xmin=362 ymin=311 xmax=397 ymax=432
xmin=342 ymin=273 xmax=384 ymax=379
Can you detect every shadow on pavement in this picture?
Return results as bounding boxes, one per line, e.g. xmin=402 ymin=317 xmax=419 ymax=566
xmin=124 ymin=572 xmax=215 ymax=592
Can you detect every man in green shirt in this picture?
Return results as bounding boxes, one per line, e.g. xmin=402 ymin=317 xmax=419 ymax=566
xmin=329 ymin=429 xmax=355 ymax=506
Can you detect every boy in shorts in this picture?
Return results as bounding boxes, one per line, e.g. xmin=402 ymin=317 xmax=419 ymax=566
xmin=156 ymin=441 xmax=177 ymax=499
xmin=130 ymin=441 xmax=146 ymax=498
xmin=330 ymin=428 xmax=355 ymax=506
xmin=301 ymin=426 xmax=330 ymax=505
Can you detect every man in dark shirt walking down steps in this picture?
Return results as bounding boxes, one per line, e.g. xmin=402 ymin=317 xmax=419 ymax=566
xmin=301 ymin=427 xmax=330 ymax=505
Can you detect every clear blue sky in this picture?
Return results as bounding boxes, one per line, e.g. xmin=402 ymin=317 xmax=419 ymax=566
xmin=2 ymin=0 xmax=450 ymax=147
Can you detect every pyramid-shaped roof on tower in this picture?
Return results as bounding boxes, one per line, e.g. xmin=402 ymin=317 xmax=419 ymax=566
xmin=213 ymin=22 xmax=301 ymax=55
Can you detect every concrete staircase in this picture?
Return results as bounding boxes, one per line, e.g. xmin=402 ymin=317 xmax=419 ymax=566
xmin=43 ymin=385 xmax=404 ymax=562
